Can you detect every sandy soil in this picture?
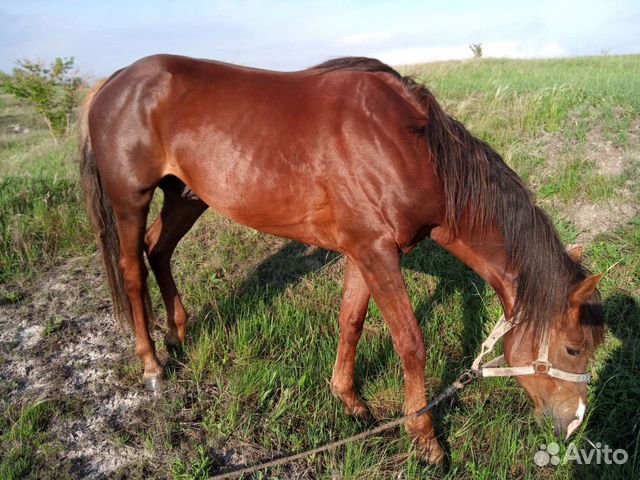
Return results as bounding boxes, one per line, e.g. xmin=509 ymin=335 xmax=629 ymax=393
xmin=0 ymin=255 xmax=154 ymax=478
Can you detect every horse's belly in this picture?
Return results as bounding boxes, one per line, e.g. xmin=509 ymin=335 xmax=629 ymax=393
xmin=176 ymin=159 xmax=340 ymax=249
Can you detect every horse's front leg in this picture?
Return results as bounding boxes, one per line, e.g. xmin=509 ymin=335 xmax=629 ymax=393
xmin=331 ymin=257 xmax=371 ymax=418
xmin=352 ymin=240 xmax=444 ymax=464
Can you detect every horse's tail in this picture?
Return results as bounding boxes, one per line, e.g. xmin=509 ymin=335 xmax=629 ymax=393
xmin=79 ymin=80 xmax=134 ymax=332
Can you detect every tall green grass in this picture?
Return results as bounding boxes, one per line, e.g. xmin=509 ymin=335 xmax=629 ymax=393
xmin=403 ymin=56 xmax=640 ymax=173
xmin=0 ymin=133 xmax=91 ymax=283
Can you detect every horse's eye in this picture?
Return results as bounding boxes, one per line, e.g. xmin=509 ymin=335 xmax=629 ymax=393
xmin=566 ymin=346 xmax=581 ymax=356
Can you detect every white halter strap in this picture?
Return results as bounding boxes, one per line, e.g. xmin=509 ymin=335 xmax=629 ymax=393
xmin=472 ymin=314 xmax=591 ymax=383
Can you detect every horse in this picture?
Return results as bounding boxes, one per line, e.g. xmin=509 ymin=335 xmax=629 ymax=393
xmin=79 ymin=55 xmax=604 ymax=464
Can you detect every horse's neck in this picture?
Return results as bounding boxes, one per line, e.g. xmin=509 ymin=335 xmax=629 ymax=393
xmin=430 ymin=224 xmax=518 ymax=317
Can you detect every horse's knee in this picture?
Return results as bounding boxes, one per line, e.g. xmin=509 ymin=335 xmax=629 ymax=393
xmin=119 ymin=255 xmax=148 ymax=294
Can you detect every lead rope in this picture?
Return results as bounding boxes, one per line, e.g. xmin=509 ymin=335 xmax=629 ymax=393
xmin=209 ymin=370 xmax=478 ymax=480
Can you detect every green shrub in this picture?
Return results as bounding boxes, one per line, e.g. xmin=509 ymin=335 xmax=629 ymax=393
xmin=1 ymin=58 xmax=83 ymax=143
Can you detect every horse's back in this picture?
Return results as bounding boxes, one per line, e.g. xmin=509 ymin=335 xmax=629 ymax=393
xmin=89 ymin=55 xmax=441 ymax=251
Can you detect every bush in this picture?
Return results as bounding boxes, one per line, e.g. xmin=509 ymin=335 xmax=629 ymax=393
xmin=1 ymin=57 xmax=83 ymax=143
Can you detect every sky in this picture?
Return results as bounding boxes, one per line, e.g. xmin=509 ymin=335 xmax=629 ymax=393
xmin=1 ymin=0 xmax=639 ymax=77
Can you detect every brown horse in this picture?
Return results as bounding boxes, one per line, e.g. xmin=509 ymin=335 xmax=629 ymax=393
xmin=79 ymin=55 xmax=604 ymax=463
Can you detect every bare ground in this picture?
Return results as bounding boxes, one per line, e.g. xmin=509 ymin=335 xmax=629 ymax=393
xmin=540 ymin=123 xmax=640 ymax=242
xmin=567 ymin=199 xmax=638 ymax=243
xmin=0 ymin=254 xmax=318 ymax=479
xmin=0 ymin=255 xmax=155 ymax=478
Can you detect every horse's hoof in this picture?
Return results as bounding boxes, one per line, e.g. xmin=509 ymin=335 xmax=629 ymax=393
xmin=331 ymin=385 xmax=372 ymax=420
xmin=143 ymin=373 xmax=163 ymax=392
xmin=164 ymin=334 xmax=184 ymax=356
xmin=164 ymin=340 xmax=183 ymax=357
xmin=345 ymin=401 xmax=373 ymax=420
xmin=418 ymin=437 xmax=445 ymax=465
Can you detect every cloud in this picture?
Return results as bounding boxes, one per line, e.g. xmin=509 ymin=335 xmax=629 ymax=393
xmin=374 ymin=45 xmax=470 ymax=65
xmin=0 ymin=1 xmax=638 ymax=75
xmin=374 ymin=41 xmax=570 ymax=66
xmin=482 ymin=41 xmax=569 ymax=59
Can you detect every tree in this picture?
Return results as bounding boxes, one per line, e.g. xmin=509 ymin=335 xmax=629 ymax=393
xmin=469 ymin=43 xmax=483 ymax=58
xmin=1 ymin=57 xmax=83 ymax=144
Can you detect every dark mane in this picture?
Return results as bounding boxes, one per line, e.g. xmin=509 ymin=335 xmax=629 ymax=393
xmin=313 ymin=57 xmax=604 ymax=346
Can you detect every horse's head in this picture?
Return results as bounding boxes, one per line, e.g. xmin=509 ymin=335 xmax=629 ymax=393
xmin=503 ymin=247 xmax=604 ymax=439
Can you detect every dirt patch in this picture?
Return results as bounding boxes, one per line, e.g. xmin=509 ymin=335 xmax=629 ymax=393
xmin=540 ymin=131 xmax=572 ymax=172
xmin=584 ymin=121 xmax=639 ymax=177
xmin=573 ymin=121 xmax=639 ymax=241
xmin=537 ymin=119 xmax=640 ymax=242
xmin=566 ymin=200 xmax=638 ymax=243
xmin=539 ymin=118 xmax=640 ymax=177
xmin=0 ymin=256 xmax=153 ymax=478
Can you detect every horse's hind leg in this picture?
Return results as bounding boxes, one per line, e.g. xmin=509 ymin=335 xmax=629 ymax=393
xmin=112 ymin=189 xmax=164 ymax=390
xmin=145 ymin=180 xmax=207 ymax=351
xmin=331 ymin=258 xmax=371 ymax=418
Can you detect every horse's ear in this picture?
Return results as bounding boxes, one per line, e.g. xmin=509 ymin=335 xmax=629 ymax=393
xmin=567 ymin=245 xmax=583 ymax=263
xmin=570 ymin=274 xmax=602 ymax=306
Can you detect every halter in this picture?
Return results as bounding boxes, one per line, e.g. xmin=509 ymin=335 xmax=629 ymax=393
xmin=472 ymin=314 xmax=591 ymax=383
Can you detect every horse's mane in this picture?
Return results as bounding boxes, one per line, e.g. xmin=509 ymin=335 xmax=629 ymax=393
xmin=313 ymin=57 xmax=604 ymax=346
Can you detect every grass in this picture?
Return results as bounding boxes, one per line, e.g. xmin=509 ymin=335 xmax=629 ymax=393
xmin=0 ymin=401 xmax=57 ymax=480
xmin=0 ymin=97 xmax=92 ymax=283
xmin=1 ymin=54 xmax=639 ymax=479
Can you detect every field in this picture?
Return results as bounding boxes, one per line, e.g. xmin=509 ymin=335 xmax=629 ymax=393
xmin=1 ymin=55 xmax=639 ymax=479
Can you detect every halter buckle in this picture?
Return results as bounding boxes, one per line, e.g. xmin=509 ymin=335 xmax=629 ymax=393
xmin=532 ymin=360 xmax=551 ymax=374
xmin=456 ymin=369 xmax=479 ymax=386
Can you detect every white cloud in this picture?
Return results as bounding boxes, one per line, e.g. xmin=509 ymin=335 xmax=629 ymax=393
xmin=374 ymin=41 xmax=570 ymax=66
xmin=482 ymin=41 xmax=570 ymax=58
xmin=374 ymin=45 xmax=470 ymax=65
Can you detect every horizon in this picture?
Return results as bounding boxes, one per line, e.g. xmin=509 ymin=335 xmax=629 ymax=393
xmin=1 ymin=0 xmax=640 ymax=77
